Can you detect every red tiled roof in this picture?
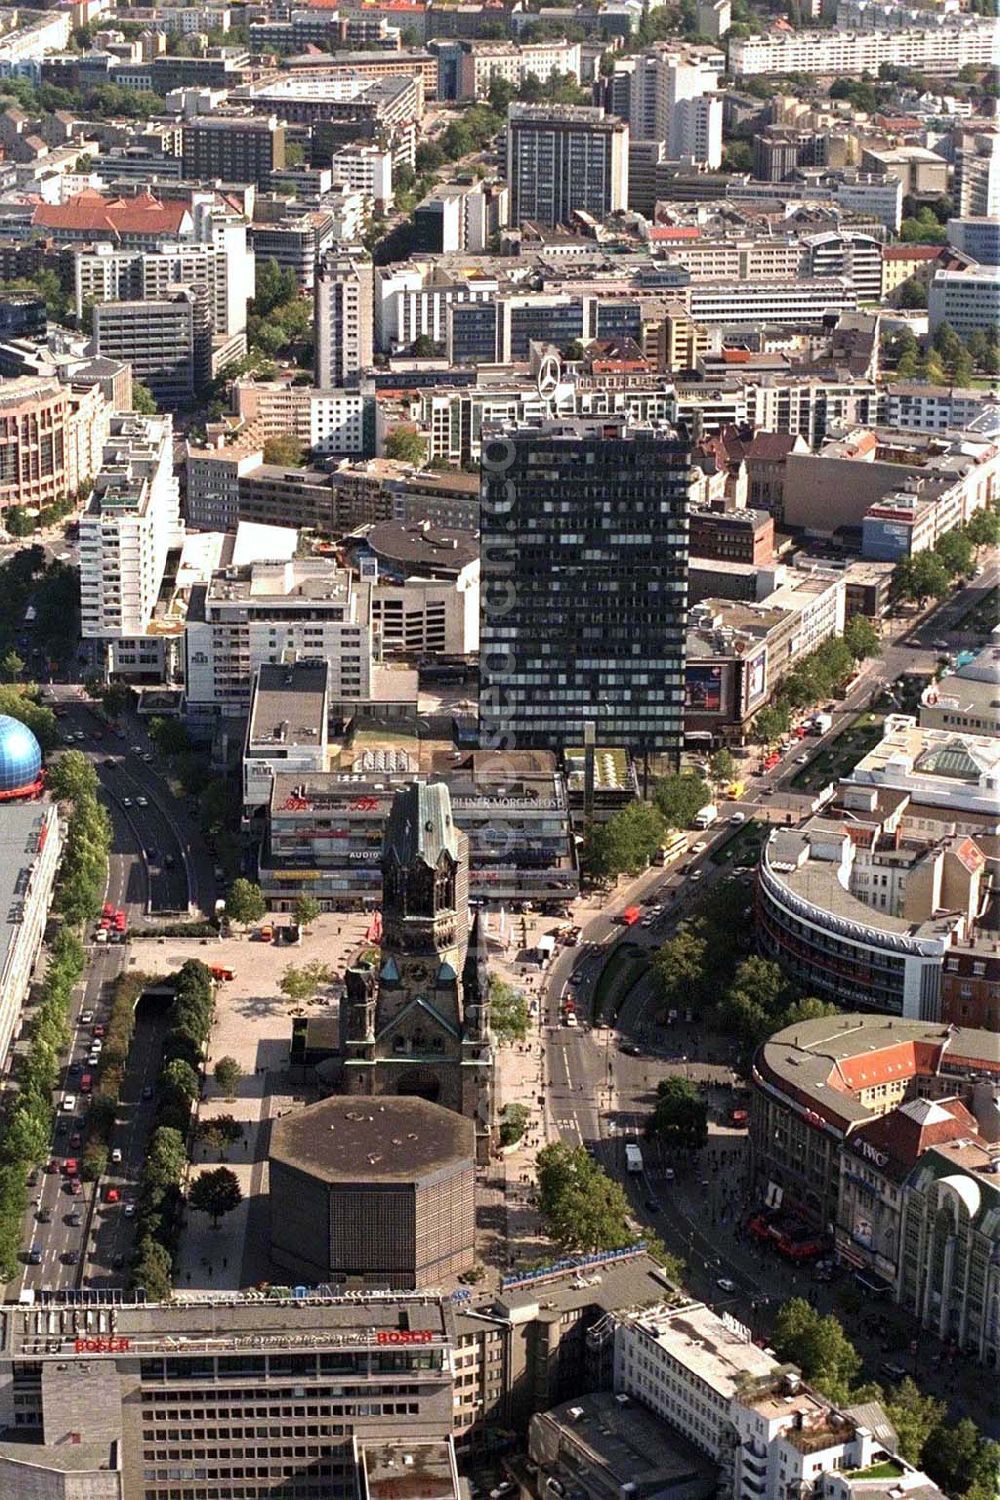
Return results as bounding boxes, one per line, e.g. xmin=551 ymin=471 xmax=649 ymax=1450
xmin=883 ymin=244 xmax=944 ymax=262
xmin=33 ymin=189 xmax=188 ymax=238
xmin=649 ymin=225 xmax=701 ymax=241
xmin=746 ymin=431 xmax=801 ymax=462
xmin=846 ymin=1097 xmax=979 ymax=1180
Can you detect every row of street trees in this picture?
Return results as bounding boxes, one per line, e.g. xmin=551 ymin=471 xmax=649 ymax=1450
xmin=582 ymin=618 xmax=884 ymax=880
xmin=774 ymin=1300 xmax=999 ymax=1500
xmin=130 ymin=963 xmax=244 ymax=1297
xmin=893 ymin=511 xmax=1000 ymax=609
xmin=0 ymin=929 xmax=85 ymax=1278
xmin=652 ymin=880 xmax=837 ymax=1049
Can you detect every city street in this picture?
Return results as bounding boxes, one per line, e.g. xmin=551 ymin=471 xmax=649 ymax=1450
xmin=4 ymin=689 xmax=215 ymax=1301
xmin=535 ymin=555 xmax=1000 ymax=1433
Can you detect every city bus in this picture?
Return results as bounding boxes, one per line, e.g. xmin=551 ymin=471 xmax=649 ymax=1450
xmin=655 ymin=832 xmax=688 ymax=867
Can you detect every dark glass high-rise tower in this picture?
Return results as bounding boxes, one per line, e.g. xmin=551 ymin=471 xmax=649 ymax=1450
xmin=478 ymin=417 xmax=690 ymax=762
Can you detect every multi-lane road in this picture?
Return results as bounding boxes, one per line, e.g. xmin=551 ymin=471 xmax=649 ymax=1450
xmin=8 ymin=691 xmax=215 ymax=1300
xmin=538 ymin=554 xmax=999 ymax=1321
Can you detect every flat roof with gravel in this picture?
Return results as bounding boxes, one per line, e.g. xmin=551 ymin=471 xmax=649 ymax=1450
xmin=270 ymin=1095 xmax=475 ymax=1183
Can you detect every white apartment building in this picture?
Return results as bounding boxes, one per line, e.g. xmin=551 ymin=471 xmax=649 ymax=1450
xmin=613 ymin=1302 xmax=933 ymax=1500
xmin=954 ymin=133 xmax=1000 ymax=220
xmin=928 ymin=266 xmax=1000 ymax=339
xmin=329 ymin=145 xmax=394 ymax=212
xmin=0 ymin=803 xmax=61 ymax=1073
xmin=74 ymin=234 xmax=252 ymax=338
xmin=231 ymin=382 xmax=374 ymax=456
xmin=623 ymin=46 xmax=723 ymax=168
xmin=79 ymin=413 xmax=182 ymax=643
xmin=186 ymin=434 xmax=264 ymax=531
xmin=184 ymin=557 xmax=375 ymax=711
xmin=730 ymin=21 xmax=998 ymax=76
xmin=833 ymin=175 xmax=903 ymax=234
xmin=0 ymin=8 xmax=70 ymax=65
xmin=685 ymin=276 xmax=857 ymax=326
xmin=374 ymin=263 xmax=503 ymax=353
xmin=370 ymin=565 xmax=480 ymax=658
xmin=313 ymin=249 xmax=374 ymax=388
xmin=885 ymin=383 xmax=999 ymax=436
xmin=613 ymin=1301 xmax=779 ymax=1459
xmin=802 ymin=230 xmax=883 ymax=304
xmin=458 ymin=39 xmax=582 ymax=101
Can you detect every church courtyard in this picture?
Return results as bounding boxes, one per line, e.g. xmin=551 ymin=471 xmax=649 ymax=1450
xmin=123 ymin=894 xmax=552 ymax=1294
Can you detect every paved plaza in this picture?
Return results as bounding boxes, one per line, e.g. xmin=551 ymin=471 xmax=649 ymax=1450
xmin=129 ymin=897 xmax=612 ymax=1292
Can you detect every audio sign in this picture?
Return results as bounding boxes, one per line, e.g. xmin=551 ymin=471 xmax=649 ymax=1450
xmin=376 ymin=1330 xmax=433 ymax=1345
xmin=74 ymin=1337 xmax=131 ymax=1354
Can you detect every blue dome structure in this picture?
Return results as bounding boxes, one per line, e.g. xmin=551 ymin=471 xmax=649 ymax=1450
xmin=0 ymin=714 xmax=43 ymax=800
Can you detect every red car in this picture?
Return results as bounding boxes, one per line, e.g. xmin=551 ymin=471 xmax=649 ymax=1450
xmin=63 ymin=1158 xmax=78 ymax=1176
xmin=104 ymin=1187 xmax=120 ymax=1204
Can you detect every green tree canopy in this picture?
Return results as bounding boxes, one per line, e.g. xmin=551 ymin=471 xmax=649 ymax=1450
xmin=844 ymin=614 xmax=881 ymax=661
xmin=772 ymin=1298 xmax=861 ymax=1403
xmin=47 ymin=748 xmax=98 ymax=804
xmin=653 ymin=771 xmax=709 ymax=829
xmin=188 ymin=1165 xmax=243 ymax=1226
xmin=894 ymin=551 xmax=952 ymax=606
xmin=293 ymin=894 xmax=320 ymax=928
xmin=263 ymin=433 xmax=306 ymax=468
xmin=652 ymin=925 xmax=708 ymax=1015
xmin=934 ymin=528 xmax=974 ymax=578
xmin=144 ymin=1127 xmax=188 ymax=1192
xmin=884 ymin=1379 xmax=945 ymax=1466
xmin=536 ymin=1142 xmax=633 ymax=1252
xmin=131 ymin=380 xmax=157 ymax=415
xmin=213 ymin=1056 xmax=243 ymax=1099
xmin=584 ymin=800 xmax=664 ymax=879
xmin=384 ymin=425 xmax=427 ymax=466
xmin=0 ymin=648 xmax=24 ymax=682
xmin=489 ymin=977 xmax=530 ymax=1043
xmin=753 ymin=702 xmax=790 ymax=748
xmin=131 ymin=1236 xmax=173 ymax=1299
xmin=709 ymin=748 xmax=736 ymax=788
xmin=278 ymin=961 xmax=334 ymax=1004
xmin=225 ymin=879 xmax=266 ymax=930
xmin=965 ymin=508 xmax=1000 ymax=552
xmin=646 ymin=1076 xmax=708 ymax=1150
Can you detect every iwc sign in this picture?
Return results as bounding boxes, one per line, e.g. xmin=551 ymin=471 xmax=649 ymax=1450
xmin=536 ymin=352 xmax=561 ymax=400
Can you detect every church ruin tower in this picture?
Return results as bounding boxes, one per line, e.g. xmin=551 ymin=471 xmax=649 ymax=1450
xmin=342 ymin=782 xmax=494 ymax=1160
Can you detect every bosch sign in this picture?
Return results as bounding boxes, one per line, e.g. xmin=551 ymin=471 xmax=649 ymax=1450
xmin=74 ymin=1337 xmax=131 ymax=1354
xmin=376 ymin=1330 xmax=433 ymax=1345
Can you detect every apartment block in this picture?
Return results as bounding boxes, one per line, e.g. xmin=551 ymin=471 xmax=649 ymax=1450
xmin=74 ymin=237 xmax=252 ymax=338
xmin=232 ymin=380 xmax=375 ymax=457
xmin=618 ymin=45 xmax=723 ymax=168
xmin=185 ymin=433 xmax=264 ymax=530
xmin=249 ymin=212 xmax=338 ymax=292
xmin=685 ymin=277 xmax=857 ymax=327
xmin=329 ymin=144 xmax=394 ymax=211
xmin=929 ymin=266 xmax=1000 ymax=339
xmin=185 ymin=555 xmax=375 ymax=712
xmin=730 ymin=20 xmax=999 ymax=75
xmin=0 ymin=375 xmax=111 ymax=516
xmin=506 ymin=104 xmax=629 ymax=228
xmin=79 ymin=413 xmax=182 ymax=643
xmin=92 ymin=288 xmax=211 ymax=404
xmin=314 ymin=250 xmax=374 ymax=389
